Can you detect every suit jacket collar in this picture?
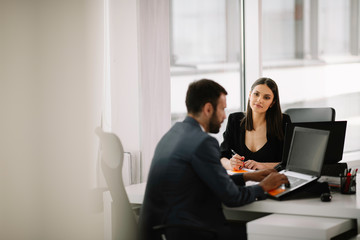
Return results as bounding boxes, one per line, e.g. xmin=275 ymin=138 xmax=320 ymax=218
xmin=184 ymin=116 xmax=207 ymax=132
xmin=184 ymin=115 xmax=198 ymax=125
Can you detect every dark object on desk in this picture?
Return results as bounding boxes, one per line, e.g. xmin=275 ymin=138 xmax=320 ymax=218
xmin=340 ymin=174 xmax=356 ymax=194
xmin=285 ymin=182 xmax=291 ymax=188
xmin=284 ymin=107 xmax=335 ymax=123
xmin=321 ymin=162 xmax=348 ymax=176
xmin=320 ymin=192 xmax=332 ymax=202
xmin=281 ymin=121 xmax=347 ymax=168
xmin=277 ymin=181 xmax=331 ymax=201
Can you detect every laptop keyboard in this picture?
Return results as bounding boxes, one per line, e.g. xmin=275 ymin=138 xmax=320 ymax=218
xmin=286 ymin=175 xmax=307 ymax=188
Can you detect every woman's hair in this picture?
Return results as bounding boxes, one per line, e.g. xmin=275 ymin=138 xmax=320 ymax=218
xmin=242 ymin=77 xmax=284 ymax=140
xmin=186 ymin=79 xmax=227 ymax=116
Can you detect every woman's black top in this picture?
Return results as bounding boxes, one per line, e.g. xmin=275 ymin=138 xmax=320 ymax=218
xmin=220 ymin=112 xmax=291 ymax=163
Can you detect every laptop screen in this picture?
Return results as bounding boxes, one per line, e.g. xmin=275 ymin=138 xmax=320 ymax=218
xmin=286 ymin=126 xmax=330 ymax=176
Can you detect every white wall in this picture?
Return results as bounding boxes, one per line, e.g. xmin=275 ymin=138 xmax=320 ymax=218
xmin=110 ymin=0 xmax=141 ymax=156
xmin=0 ymin=0 xmax=170 ymax=239
xmin=104 ymin=0 xmax=171 ymax=184
xmin=138 ymin=0 xmax=171 ymax=181
xmin=1 ymin=2 xmax=43 ymax=238
xmin=1 ymin=1 xmax=105 ymax=239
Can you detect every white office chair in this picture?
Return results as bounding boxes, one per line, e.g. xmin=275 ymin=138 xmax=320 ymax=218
xmin=95 ymin=127 xmax=138 ymax=240
xmin=96 ymin=127 xmax=217 ymax=240
xmin=284 ymin=107 xmax=335 ymax=122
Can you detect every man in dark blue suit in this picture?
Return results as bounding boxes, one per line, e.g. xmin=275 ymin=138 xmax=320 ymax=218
xmin=139 ymin=79 xmax=288 ymax=240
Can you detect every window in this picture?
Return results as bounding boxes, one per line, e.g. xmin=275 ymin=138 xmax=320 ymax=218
xmin=170 ymin=0 xmax=243 ymax=142
xmin=261 ymin=0 xmax=360 ymax=159
xmin=170 ymin=0 xmax=360 ymax=161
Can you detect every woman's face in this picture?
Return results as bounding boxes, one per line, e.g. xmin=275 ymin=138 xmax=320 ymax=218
xmin=249 ymin=84 xmax=274 ymax=114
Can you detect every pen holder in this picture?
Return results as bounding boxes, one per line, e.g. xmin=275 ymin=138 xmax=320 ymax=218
xmin=340 ymin=175 xmax=356 ymax=194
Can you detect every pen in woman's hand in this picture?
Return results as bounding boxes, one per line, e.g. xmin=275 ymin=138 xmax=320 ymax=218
xmin=231 ymin=149 xmax=244 ymax=159
xmin=231 ymin=149 xmax=237 ymax=156
xmin=230 ymin=149 xmax=245 ymax=170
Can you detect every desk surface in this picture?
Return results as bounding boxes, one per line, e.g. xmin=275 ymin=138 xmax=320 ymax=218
xmin=224 ymin=191 xmax=359 ymax=217
xmin=125 ymin=182 xmax=360 ymax=239
xmin=125 ymin=182 xmax=359 ymax=218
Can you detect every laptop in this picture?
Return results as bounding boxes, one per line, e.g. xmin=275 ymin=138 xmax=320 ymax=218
xmin=268 ymin=126 xmax=330 ymax=200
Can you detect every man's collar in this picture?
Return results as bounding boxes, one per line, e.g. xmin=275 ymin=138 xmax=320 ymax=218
xmin=184 ymin=115 xmax=206 ymax=132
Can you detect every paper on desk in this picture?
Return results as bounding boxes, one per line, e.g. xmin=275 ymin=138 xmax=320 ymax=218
xmin=227 ymin=169 xmax=258 ymax=186
xmin=227 ymin=168 xmax=254 ymax=175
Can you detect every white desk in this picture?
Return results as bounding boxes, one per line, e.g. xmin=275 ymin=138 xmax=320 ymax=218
xmin=224 ymin=191 xmax=360 ymax=239
xmin=125 ymin=182 xmax=360 ymax=239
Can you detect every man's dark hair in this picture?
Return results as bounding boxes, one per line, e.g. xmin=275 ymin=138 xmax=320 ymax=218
xmin=185 ymin=79 xmax=227 ymax=115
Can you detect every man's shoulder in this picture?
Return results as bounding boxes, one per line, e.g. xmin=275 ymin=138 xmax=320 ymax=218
xmin=168 ymin=119 xmax=210 ymax=142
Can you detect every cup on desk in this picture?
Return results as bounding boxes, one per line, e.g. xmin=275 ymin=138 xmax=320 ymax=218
xmin=340 ymin=174 xmax=356 ymax=194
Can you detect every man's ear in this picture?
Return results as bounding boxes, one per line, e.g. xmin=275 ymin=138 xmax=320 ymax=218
xmin=203 ymin=102 xmax=214 ymax=116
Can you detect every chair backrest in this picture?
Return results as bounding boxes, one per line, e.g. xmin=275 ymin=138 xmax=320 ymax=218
xmin=95 ymin=127 xmax=138 ymax=240
xmin=284 ymin=107 xmax=335 ymax=123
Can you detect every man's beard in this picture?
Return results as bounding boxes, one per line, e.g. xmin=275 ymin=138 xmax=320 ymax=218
xmin=208 ymin=111 xmax=221 ymax=134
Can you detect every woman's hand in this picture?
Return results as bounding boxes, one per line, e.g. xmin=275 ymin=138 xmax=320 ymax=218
xmin=244 ymin=160 xmax=279 ymax=170
xmin=244 ymin=160 xmax=262 ymax=170
xmin=230 ymin=154 xmax=245 ymax=170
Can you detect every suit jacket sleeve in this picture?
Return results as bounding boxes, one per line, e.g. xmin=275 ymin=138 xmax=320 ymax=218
xmin=192 ymin=136 xmax=266 ymax=207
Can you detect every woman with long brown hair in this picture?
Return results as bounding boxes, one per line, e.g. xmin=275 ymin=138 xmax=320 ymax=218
xmin=220 ymin=77 xmax=291 ymax=170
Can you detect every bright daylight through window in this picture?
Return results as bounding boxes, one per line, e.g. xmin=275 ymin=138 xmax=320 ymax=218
xmin=170 ymin=0 xmax=360 ymax=160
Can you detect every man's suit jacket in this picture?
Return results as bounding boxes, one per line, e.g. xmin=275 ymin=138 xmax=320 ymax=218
xmin=139 ymin=116 xmax=266 ymax=239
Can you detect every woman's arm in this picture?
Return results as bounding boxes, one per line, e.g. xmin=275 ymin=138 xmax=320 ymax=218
xmin=244 ymin=160 xmax=279 ymax=170
xmin=220 ymin=157 xmax=232 ymax=170
xmin=221 ymin=155 xmax=245 ymax=170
